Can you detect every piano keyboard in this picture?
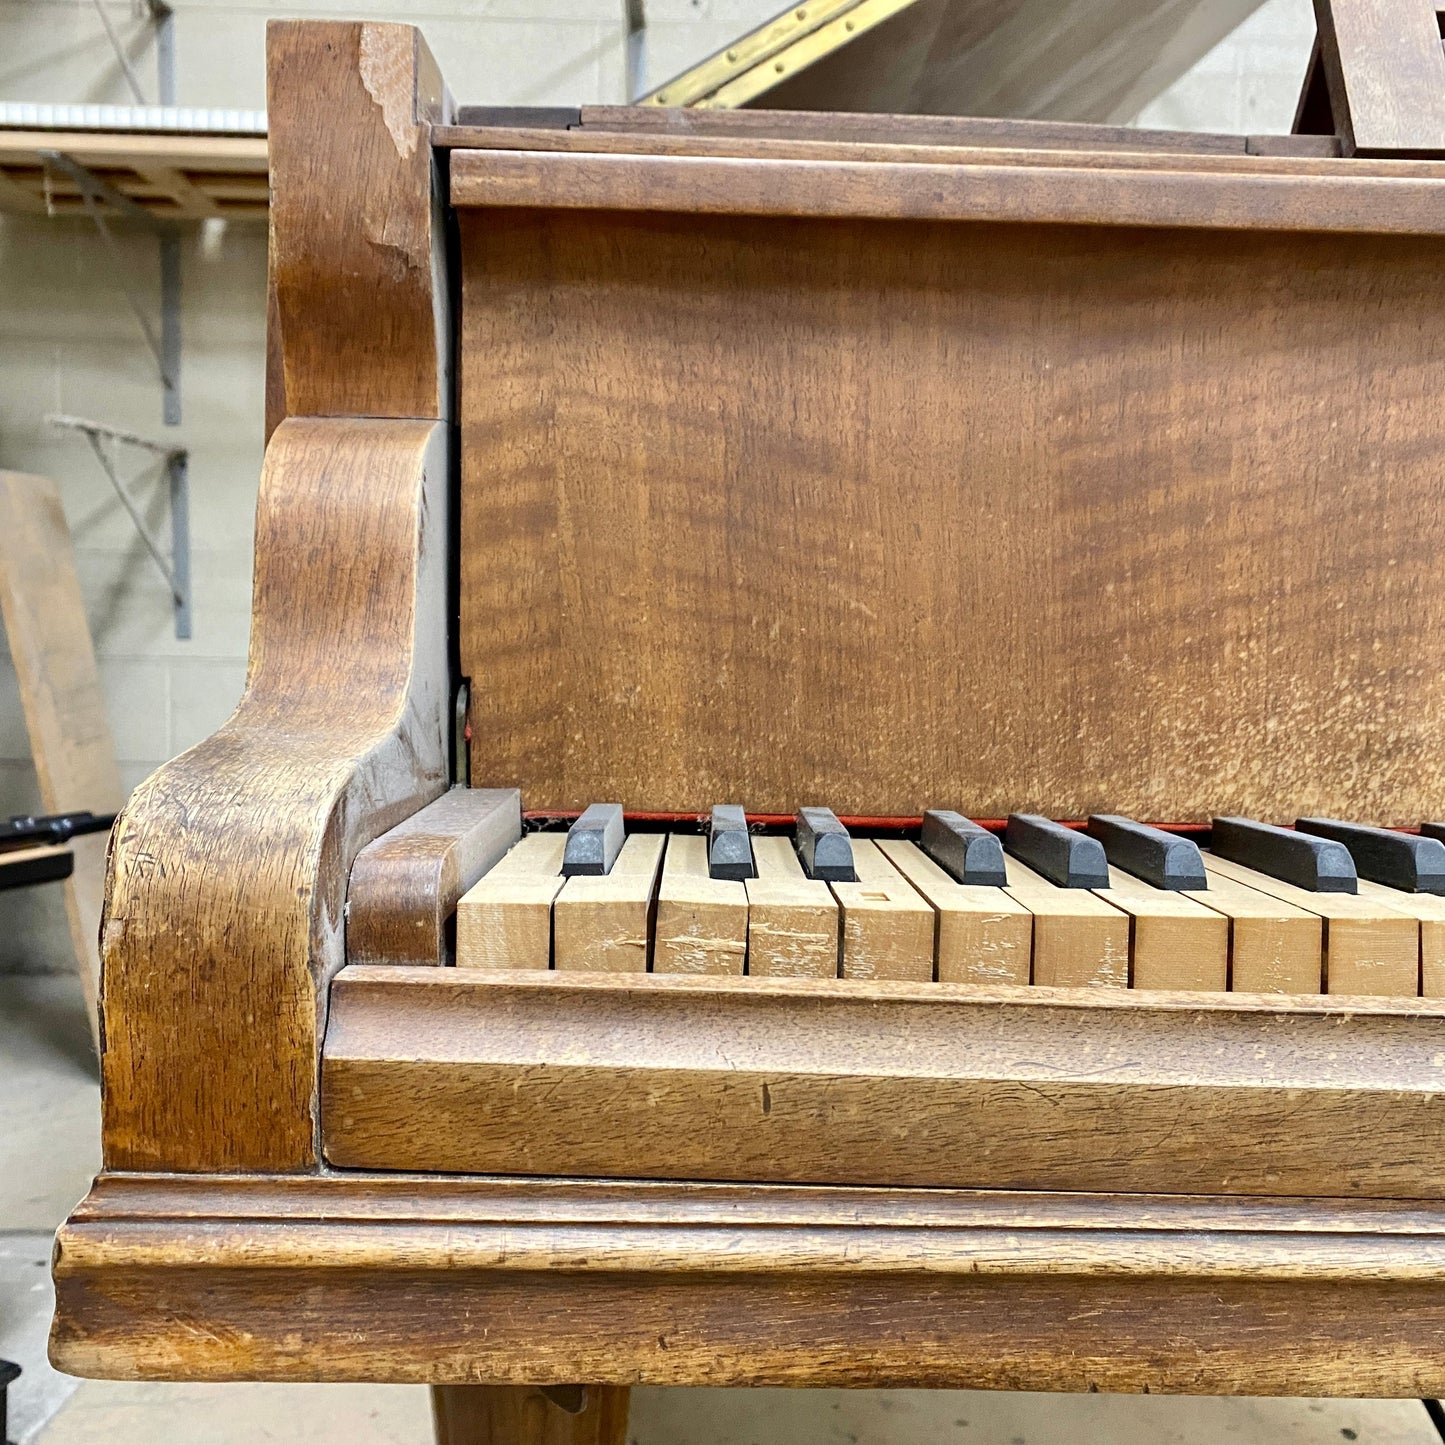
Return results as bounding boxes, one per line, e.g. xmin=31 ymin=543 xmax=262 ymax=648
xmin=454 ymin=808 xmax=1445 ymax=997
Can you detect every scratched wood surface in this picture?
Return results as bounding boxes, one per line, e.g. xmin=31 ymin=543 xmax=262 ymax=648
xmin=100 ymin=419 xmax=452 ymax=1172
xmin=50 ymin=1170 xmax=1445 ymax=1394
xmin=460 ymin=206 xmax=1445 ymax=820
xmin=321 ymin=967 xmax=1445 ymax=1196
xmin=267 ymin=20 xmax=451 ymax=424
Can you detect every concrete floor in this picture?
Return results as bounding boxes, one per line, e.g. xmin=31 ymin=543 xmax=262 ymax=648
xmin=3 ymin=972 xmax=1442 ymax=1445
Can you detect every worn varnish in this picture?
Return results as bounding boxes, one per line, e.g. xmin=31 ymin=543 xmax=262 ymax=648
xmin=50 ymin=1170 xmax=1445 ymax=1395
xmin=100 ymin=419 xmax=452 ymax=1172
xmin=347 ymin=787 xmax=521 ymax=966
xmin=321 ymin=967 xmax=1445 ymax=1195
xmin=267 ymin=20 xmax=451 ymax=423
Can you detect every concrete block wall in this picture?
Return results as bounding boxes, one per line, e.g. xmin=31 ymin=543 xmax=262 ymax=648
xmin=0 ymin=0 xmax=1313 ymax=972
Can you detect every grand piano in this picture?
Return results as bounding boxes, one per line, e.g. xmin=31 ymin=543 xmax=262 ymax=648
xmin=50 ymin=4 xmax=1445 ymax=1440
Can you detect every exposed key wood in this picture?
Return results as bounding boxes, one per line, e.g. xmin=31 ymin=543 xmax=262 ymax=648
xmin=455 ymin=834 xmax=566 ymax=971
xmin=1188 ymin=869 xmax=1324 ymax=994
xmin=744 ymin=835 xmax=838 ymax=978
xmin=1203 ymin=852 xmax=1418 ymax=997
xmin=1095 ymin=867 xmax=1228 ymax=991
xmin=654 ymin=833 xmax=747 ymax=974
xmin=1354 ymin=877 xmax=1445 ymax=996
xmin=347 ymin=787 xmax=522 ymax=966
xmin=879 ymin=839 xmax=1031 ymax=986
xmin=1003 ymin=856 xmax=1129 ymax=988
xmin=553 ymin=833 xmax=665 ymax=973
xmin=832 ymin=838 xmax=935 ymax=981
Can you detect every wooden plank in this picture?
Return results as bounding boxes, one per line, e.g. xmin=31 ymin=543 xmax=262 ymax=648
xmin=133 ymin=163 xmax=223 ymax=219
xmin=1187 ymin=868 xmax=1324 ymax=994
xmin=653 ymin=833 xmax=747 ymax=974
xmin=1354 ymin=877 xmax=1445 ymax=996
xmin=53 ymin=1170 xmax=1445 ymax=1395
xmin=450 ymin=148 xmax=1445 ymax=237
xmin=101 ymin=418 xmax=452 ymax=1172
xmin=1002 ymin=857 xmax=1128 ymax=988
xmin=322 ymin=965 xmax=1445 ymax=1198
xmin=461 ymin=203 xmax=1445 ymax=822
xmin=346 ymin=786 xmax=521 ymax=965
xmin=1203 ymin=852 xmax=1418 ymax=997
xmin=1314 ymin=0 xmax=1445 ymax=155
xmin=0 ymin=472 xmax=125 ymax=1048
xmin=877 ymin=839 xmax=1030 ymax=986
xmin=744 ymin=834 xmax=838 ymax=978
xmin=455 ymin=833 xmax=566 ymax=972
xmin=1095 ymin=867 xmax=1228 ymax=991
xmin=832 ymin=838 xmax=935 ymax=981
xmin=553 ymin=833 xmax=665 ymax=973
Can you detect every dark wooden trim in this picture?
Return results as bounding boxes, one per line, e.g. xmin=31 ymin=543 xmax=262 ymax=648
xmin=449 ymin=147 xmax=1445 ymax=235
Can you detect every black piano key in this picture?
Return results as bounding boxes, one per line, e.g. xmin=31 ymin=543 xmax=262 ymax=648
xmin=561 ymin=802 xmax=624 ymax=877
xmin=795 ymin=807 xmax=856 ymax=883
xmin=1005 ymin=814 xmax=1110 ymax=889
xmin=1420 ymin=822 xmax=1445 ymax=849
xmin=708 ymin=804 xmax=756 ymax=881
xmin=1295 ymin=817 xmax=1445 ymax=894
xmin=1210 ymin=816 xmax=1356 ymax=893
xmin=1087 ymin=814 xmax=1208 ymax=891
xmin=920 ymin=810 xmax=1007 ymax=886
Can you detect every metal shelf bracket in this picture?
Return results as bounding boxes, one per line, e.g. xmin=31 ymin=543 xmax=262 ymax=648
xmin=48 ymin=413 xmax=191 ymax=640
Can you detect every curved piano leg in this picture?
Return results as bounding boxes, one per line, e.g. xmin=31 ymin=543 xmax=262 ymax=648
xmin=430 ymin=1385 xmax=630 ymax=1445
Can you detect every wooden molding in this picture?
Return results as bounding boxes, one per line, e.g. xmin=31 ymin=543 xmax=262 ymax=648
xmin=347 ymin=787 xmax=522 ymax=966
xmin=51 ymin=1170 xmax=1445 ymax=1393
xmin=451 ymin=145 xmax=1445 ymax=235
xmin=99 ymin=418 xmax=451 ymax=1172
xmin=266 ymin=20 xmax=452 ymax=424
xmin=322 ymin=967 xmax=1445 ymax=1196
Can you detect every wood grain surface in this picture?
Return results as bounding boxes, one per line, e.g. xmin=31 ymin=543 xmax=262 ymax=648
xmin=267 ymin=20 xmax=451 ymax=423
xmin=347 ymin=787 xmax=520 ymax=966
xmin=573 ymin=104 xmax=1248 ymax=155
xmin=1315 ymin=0 xmax=1445 ymax=155
xmin=0 ymin=472 xmax=124 ymax=1045
xmin=460 ymin=205 xmax=1445 ymax=820
xmin=451 ymin=147 xmax=1445 ymax=234
xmin=51 ymin=1170 xmax=1445 ymax=1394
xmin=100 ymin=419 xmax=451 ymax=1172
xmin=321 ymin=966 xmax=1445 ymax=1195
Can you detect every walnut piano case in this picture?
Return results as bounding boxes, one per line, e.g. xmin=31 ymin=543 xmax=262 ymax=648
xmin=50 ymin=8 xmax=1445 ymax=1430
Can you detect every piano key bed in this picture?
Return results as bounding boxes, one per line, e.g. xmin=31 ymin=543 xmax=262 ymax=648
xmin=450 ymin=805 xmax=1445 ymax=996
xmin=323 ymin=796 xmax=1445 ymax=1191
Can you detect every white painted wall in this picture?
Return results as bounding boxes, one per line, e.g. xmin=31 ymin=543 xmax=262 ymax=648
xmin=0 ymin=0 xmax=1314 ymax=971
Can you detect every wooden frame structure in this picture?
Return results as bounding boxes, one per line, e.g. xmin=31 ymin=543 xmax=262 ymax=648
xmin=50 ymin=8 xmax=1445 ymax=1442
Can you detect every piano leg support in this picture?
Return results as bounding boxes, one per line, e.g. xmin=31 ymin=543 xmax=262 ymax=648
xmin=430 ymin=1385 xmax=630 ymax=1445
